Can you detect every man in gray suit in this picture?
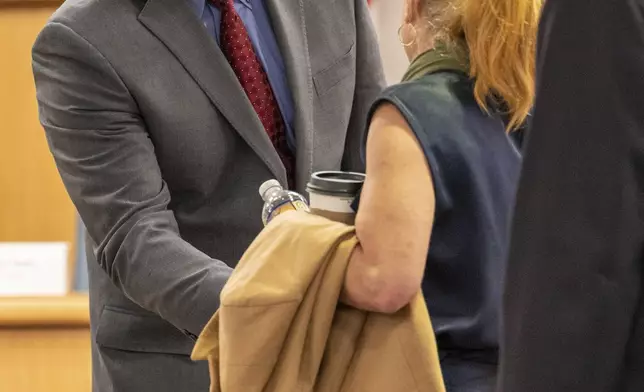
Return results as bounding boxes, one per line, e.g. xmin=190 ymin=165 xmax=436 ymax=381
xmin=32 ymin=0 xmax=384 ymax=391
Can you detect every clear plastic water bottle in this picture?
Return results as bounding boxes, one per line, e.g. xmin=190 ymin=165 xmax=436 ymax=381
xmin=259 ymin=179 xmax=310 ymax=226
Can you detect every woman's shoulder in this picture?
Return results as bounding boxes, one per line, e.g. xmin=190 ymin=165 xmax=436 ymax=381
xmin=375 ymin=73 xmax=473 ymax=122
xmin=371 ymin=72 xmax=472 ymax=133
xmin=380 ymin=72 xmax=470 ymax=104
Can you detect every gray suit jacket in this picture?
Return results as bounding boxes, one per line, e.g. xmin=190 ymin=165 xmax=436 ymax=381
xmin=32 ymin=0 xmax=384 ymax=391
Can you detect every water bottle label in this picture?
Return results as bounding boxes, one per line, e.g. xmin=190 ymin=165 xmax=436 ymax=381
xmin=267 ymin=200 xmax=308 ymax=223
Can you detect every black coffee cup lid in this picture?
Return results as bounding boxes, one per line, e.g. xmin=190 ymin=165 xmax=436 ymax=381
xmin=306 ymin=171 xmax=365 ymax=196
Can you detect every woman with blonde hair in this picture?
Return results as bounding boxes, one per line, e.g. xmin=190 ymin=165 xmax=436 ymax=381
xmin=341 ymin=0 xmax=542 ymax=390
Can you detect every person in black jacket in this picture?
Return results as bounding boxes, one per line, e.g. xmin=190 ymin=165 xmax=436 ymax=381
xmin=498 ymin=0 xmax=644 ymax=391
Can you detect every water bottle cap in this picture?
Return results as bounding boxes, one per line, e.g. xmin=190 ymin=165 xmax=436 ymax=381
xmin=259 ymin=179 xmax=282 ymax=198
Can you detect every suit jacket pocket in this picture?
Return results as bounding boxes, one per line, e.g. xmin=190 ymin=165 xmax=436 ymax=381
xmin=96 ymin=306 xmax=194 ymax=355
xmin=313 ymin=43 xmax=356 ymax=97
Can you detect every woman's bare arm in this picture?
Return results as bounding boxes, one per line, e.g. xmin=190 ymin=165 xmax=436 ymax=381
xmin=342 ymin=103 xmax=436 ymax=313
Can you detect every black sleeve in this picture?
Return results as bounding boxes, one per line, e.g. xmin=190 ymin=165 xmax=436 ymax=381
xmin=498 ymin=1 xmax=644 ymax=391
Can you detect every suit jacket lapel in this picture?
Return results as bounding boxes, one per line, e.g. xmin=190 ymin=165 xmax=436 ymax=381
xmin=263 ymin=0 xmax=314 ymax=193
xmin=138 ymin=0 xmax=287 ymax=184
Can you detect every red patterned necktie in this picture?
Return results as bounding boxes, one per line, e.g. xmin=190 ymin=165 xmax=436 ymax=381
xmin=210 ymin=0 xmax=295 ymax=188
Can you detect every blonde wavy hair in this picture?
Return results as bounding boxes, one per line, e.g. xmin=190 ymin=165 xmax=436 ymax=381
xmin=427 ymin=0 xmax=543 ymax=130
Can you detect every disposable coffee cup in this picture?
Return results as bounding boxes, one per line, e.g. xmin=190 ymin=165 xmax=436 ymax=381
xmin=306 ymin=171 xmax=365 ymax=225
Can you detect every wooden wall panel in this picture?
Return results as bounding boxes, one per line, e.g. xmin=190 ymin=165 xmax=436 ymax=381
xmin=0 ymin=295 xmax=91 ymax=392
xmin=0 ymin=5 xmax=76 ymax=265
xmin=0 ymin=328 xmax=92 ymax=392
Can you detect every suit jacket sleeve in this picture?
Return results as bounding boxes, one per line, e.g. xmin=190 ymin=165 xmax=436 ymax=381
xmin=342 ymin=0 xmax=385 ymax=172
xmin=33 ymin=22 xmax=231 ymax=338
xmin=499 ymin=1 xmax=644 ymax=391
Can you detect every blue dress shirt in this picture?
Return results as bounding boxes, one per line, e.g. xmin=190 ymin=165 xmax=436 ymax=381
xmin=188 ymin=0 xmax=296 ymax=151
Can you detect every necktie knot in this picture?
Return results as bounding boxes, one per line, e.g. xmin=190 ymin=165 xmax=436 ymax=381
xmin=209 ymin=0 xmax=233 ymax=10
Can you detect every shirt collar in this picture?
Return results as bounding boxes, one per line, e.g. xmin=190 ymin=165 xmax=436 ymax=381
xmin=188 ymin=0 xmax=252 ymax=16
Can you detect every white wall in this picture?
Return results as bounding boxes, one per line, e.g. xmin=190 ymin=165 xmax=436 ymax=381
xmin=369 ymin=0 xmax=408 ymax=85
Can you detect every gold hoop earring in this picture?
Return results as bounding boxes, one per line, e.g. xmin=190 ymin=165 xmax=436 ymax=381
xmin=398 ymin=23 xmax=417 ymax=47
